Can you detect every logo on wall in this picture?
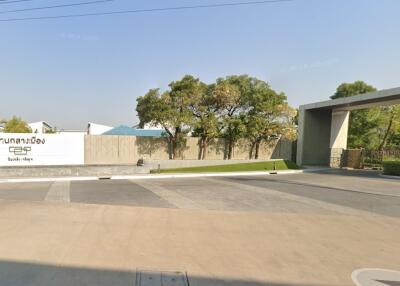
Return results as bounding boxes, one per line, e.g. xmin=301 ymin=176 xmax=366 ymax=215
xmin=9 ymin=146 xmax=32 ymax=156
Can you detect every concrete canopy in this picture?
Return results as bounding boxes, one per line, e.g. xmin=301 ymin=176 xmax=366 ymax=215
xmin=296 ymin=87 xmax=400 ymax=167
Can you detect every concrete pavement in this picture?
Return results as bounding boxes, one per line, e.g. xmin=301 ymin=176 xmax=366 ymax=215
xmin=0 ymin=169 xmax=398 ymax=285
xmin=0 ymin=201 xmax=398 ymax=285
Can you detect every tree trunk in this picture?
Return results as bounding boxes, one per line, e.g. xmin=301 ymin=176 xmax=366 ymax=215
xmin=170 ymin=127 xmax=181 ymax=160
xmin=255 ymin=139 xmax=261 ymax=159
xmin=202 ymin=138 xmax=208 ymax=160
xmin=198 ymin=137 xmax=207 ymax=160
xmin=378 ymin=113 xmax=395 ymax=151
xmin=170 ymin=138 xmax=176 ymax=159
xmin=249 ymin=141 xmax=256 ymax=159
xmin=198 ymin=138 xmax=203 ymax=160
xmin=228 ymin=140 xmax=234 ymax=160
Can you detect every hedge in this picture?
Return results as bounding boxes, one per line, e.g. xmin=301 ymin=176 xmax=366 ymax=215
xmin=382 ymin=160 xmax=400 ymax=176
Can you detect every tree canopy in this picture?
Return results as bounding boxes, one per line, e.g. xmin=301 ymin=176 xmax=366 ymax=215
xmin=3 ymin=116 xmax=32 ymax=133
xmin=136 ymin=74 xmax=297 ymax=160
xmin=331 ymin=81 xmax=376 ymax=99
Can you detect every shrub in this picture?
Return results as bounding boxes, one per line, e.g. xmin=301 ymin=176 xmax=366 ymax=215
xmin=382 ymin=160 xmax=400 ymax=176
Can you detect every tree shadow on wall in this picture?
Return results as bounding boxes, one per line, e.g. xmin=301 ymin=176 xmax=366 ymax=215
xmin=136 ymin=137 xmax=169 ymax=159
xmin=175 ymin=137 xmax=190 ymax=159
xmin=206 ymin=138 xmax=226 ymax=160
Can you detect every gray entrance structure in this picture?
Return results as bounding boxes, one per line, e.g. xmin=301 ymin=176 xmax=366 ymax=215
xmin=296 ymin=87 xmax=400 ymax=167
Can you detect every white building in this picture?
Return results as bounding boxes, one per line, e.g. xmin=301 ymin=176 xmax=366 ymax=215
xmin=56 ymin=129 xmax=87 ymax=135
xmin=87 ymin=123 xmax=113 ymax=135
xmin=28 ymin=121 xmax=53 ymax=134
xmin=140 ymin=123 xmax=165 ymax=130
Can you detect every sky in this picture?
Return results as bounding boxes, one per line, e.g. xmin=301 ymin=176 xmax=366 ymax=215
xmin=1 ymin=0 xmax=400 ymax=130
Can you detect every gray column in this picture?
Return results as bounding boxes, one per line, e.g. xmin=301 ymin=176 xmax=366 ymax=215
xmin=296 ymin=108 xmax=332 ymax=166
xmin=329 ymin=110 xmax=350 ymax=167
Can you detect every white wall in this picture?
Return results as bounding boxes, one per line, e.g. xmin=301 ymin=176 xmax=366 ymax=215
xmin=0 ymin=133 xmax=84 ymax=166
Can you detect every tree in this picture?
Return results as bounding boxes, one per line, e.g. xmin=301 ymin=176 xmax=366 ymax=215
xmin=212 ymin=76 xmax=248 ymax=159
xmin=330 ymin=81 xmax=377 ymax=100
xmin=136 ymin=74 xmax=299 ymax=160
xmin=245 ymin=82 xmax=296 ymax=159
xmin=377 ymin=105 xmax=400 ymax=150
xmin=189 ymin=84 xmax=220 ymax=160
xmin=4 ymin=116 xmax=31 ymax=133
xmin=331 ymin=81 xmax=379 ymax=149
xmin=136 ymin=75 xmax=199 ymax=159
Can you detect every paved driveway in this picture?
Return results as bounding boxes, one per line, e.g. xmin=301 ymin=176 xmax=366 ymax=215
xmin=0 ymin=169 xmax=398 ymax=217
xmin=0 ymin=169 xmax=398 ymax=286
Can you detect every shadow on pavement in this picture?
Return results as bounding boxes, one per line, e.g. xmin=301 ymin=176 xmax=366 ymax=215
xmin=227 ymin=176 xmax=397 ymax=198
xmin=0 ymin=259 xmax=331 ymax=286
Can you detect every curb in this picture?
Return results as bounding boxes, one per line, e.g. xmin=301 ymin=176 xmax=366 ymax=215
xmin=379 ymin=173 xmax=400 ymax=180
xmin=0 ymin=169 xmax=308 ymax=184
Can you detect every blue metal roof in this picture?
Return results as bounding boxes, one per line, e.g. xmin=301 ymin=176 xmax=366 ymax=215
xmin=102 ymin=125 xmax=165 ymax=137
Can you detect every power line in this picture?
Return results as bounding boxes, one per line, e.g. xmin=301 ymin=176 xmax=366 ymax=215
xmin=0 ymin=0 xmax=41 ymax=5
xmin=0 ymin=0 xmax=116 ymax=14
xmin=0 ymin=0 xmax=293 ymax=22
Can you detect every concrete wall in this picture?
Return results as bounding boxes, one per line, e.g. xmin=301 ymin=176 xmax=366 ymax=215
xmin=297 ymin=108 xmax=350 ymax=167
xmin=297 ymin=109 xmax=332 ymax=166
xmin=144 ymin=159 xmax=282 ymax=170
xmin=85 ymin=135 xmax=293 ymax=165
xmin=85 ymin=135 xmax=138 ymax=165
xmin=0 ymin=165 xmax=149 ymax=178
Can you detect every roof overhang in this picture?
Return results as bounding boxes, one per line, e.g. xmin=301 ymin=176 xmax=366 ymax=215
xmin=300 ymin=87 xmax=400 ymax=111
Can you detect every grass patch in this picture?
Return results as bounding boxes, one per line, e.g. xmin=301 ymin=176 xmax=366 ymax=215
xmin=151 ymin=160 xmax=299 ymax=174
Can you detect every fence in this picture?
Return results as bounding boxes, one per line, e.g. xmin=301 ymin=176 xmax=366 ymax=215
xmin=362 ymin=149 xmax=400 ymax=168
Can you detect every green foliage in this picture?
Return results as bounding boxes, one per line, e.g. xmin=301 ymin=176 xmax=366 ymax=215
xmin=331 ymin=81 xmax=378 ymax=149
xmin=347 ymin=108 xmax=380 ymax=149
xmin=152 ymin=160 xmax=299 ymax=173
xmin=136 ymin=75 xmax=205 ymax=159
xmin=210 ymin=77 xmax=245 ymax=159
xmin=330 ymin=81 xmax=376 ymax=99
xmin=331 ymin=81 xmax=400 ymax=149
xmin=4 ymin=116 xmax=31 ymax=133
xmin=382 ymin=160 xmax=400 ymax=176
xmin=244 ymin=80 xmax=296 ymax=158
xmin=137 ymin=74 xmax=297 ymax=160
xmin=189 ymin=83 xmax=220 ymax=159
xmin=377 ymin=105 xmax=400 ymax=149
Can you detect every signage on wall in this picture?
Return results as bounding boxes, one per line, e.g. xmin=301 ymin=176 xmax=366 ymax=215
xmin=0 ymin=134 xmax=84 ymax=166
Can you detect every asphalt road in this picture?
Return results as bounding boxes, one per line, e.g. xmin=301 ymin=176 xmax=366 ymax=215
xmin=0 ymin=169 xmax=398 ymax=217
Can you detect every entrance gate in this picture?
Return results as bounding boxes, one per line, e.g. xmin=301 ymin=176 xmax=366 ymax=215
xmin=296 ymin=87 xmax=400 ymax=167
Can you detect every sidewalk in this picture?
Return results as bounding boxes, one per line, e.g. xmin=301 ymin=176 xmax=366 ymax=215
xmin=0 ymin=169 xmax=321 ymax=183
